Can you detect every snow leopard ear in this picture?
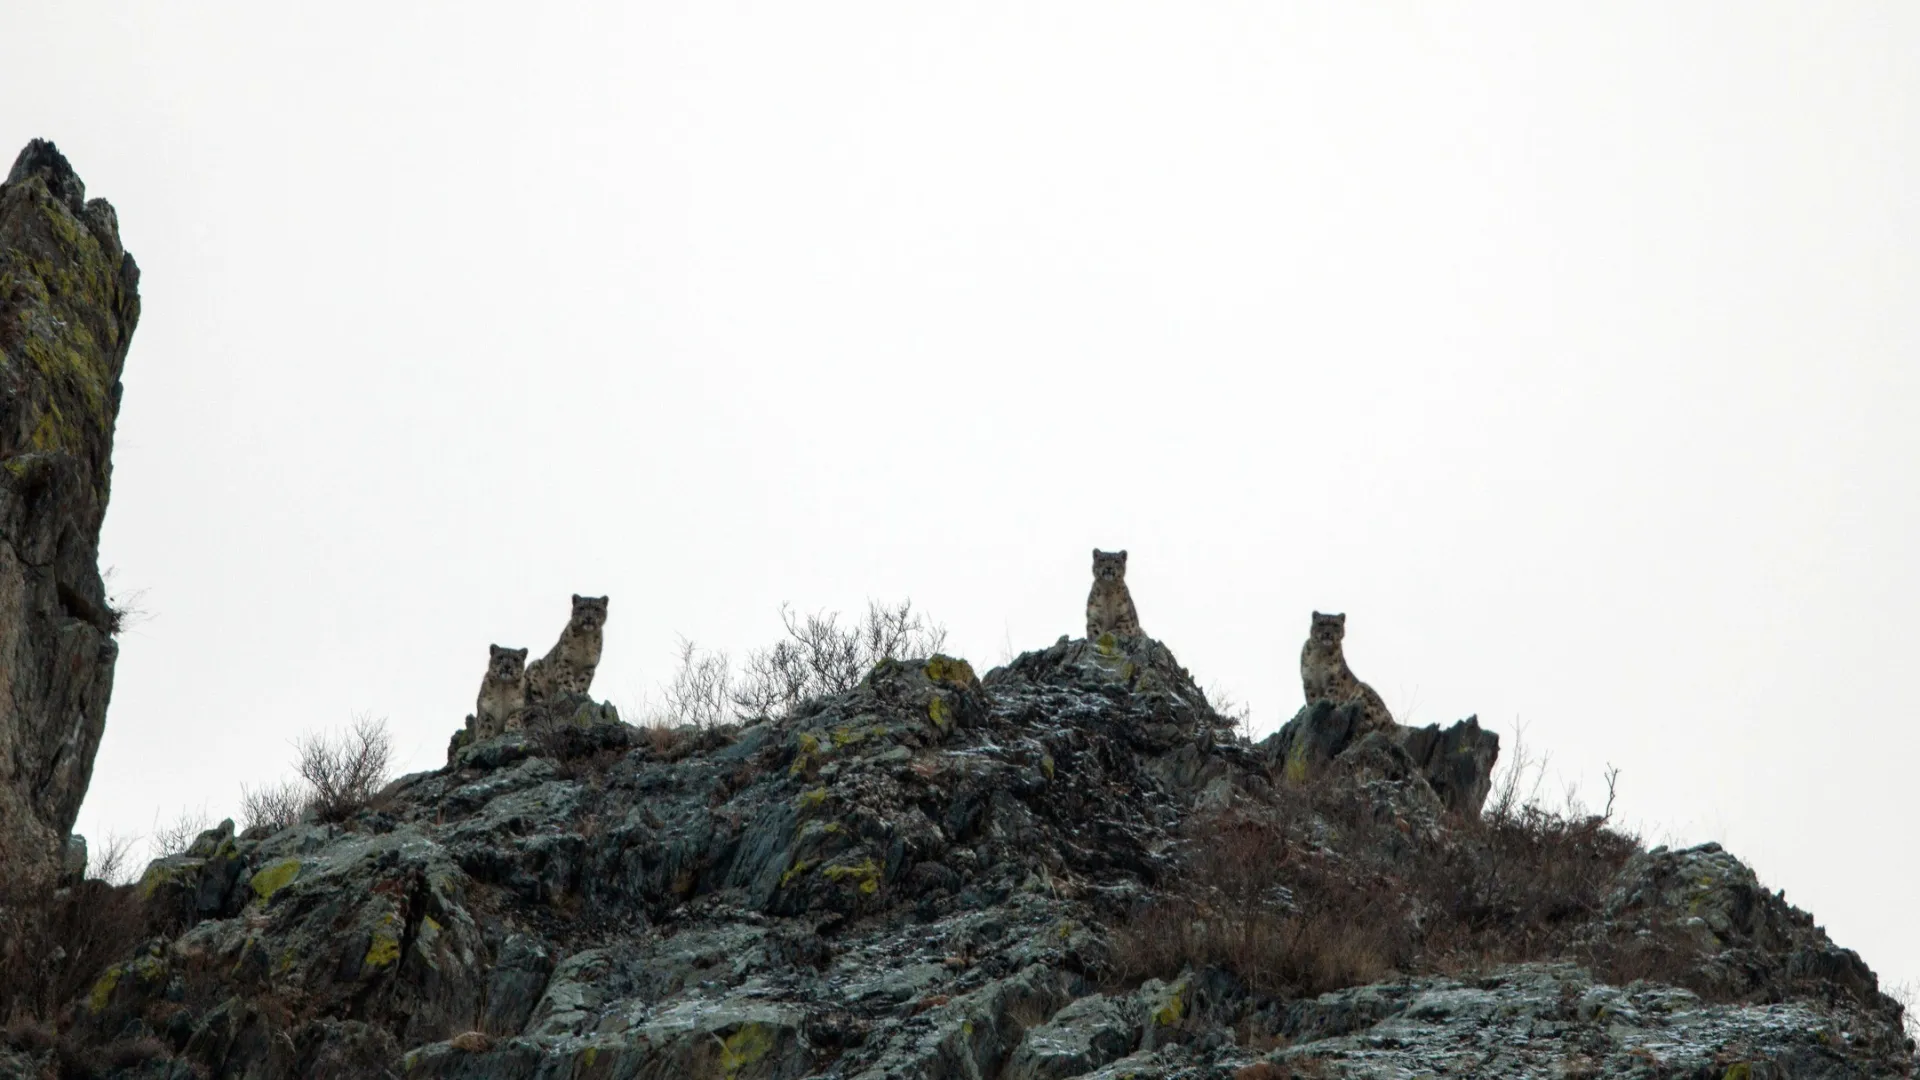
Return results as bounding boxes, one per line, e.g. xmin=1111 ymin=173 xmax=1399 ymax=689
xmin=513 ymin=647 xmax=528 ymax=660
xmin=1118 ymin=550 xmax=1127 ymax=563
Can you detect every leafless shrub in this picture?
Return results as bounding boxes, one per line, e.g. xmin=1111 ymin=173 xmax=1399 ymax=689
xmin=1485 ymin=719 xmax=1551 ymax=822
xmin=90 ymin=831 xmax=138 ymax=886
xmin=646 ymin=599 xmax=948 ymax=727
xmin=240 ymin=780 xmax=310 ymax=835
xmin=1888 ymin=980 xmax=1920 ymax=1042
xmin=149 ymin=805 xmax=211 ymax=859
xmin=0 ymin=878 xmax=146 ymax=1032
xmin=658 ymin=637 xmax=734 ymax=729
xmin=295 ymin=714 xmax=393 ymax=823
xmin=731 ymin=600 xmax=947 ymax=719
xmin=1206 ymin=683 xmax=1254 ymax=742
xmin=101 ymin=566 xmax=151 ymax=637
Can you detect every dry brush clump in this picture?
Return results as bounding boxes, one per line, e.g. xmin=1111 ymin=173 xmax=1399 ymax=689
xmin=0 ymin=878 xmax=149 ymax=1066
xmin=650 ymin=599 xmax=948 ymax=728
xmin=237 ymin=715 xmax=395 ymax=834
xmin=1107 ymin=786 xmax=1412 ymax=998
xmin=1110 ymin=762 xmax=1650 ymax=1002
xmin=239 ymin=779 xmax=309 ymax=835
xmin=148 ymin=805 xmax=213 ymax=859
xmin=294 ymin=713 xmax=393 ymax=823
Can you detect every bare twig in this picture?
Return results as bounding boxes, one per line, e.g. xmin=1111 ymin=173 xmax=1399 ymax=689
xmin=1601 ymin=763 xmax=1621 ymax=823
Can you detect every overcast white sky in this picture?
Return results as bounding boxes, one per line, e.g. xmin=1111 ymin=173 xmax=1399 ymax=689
xmin=6 ymin=1 xmax=1917 ymax=993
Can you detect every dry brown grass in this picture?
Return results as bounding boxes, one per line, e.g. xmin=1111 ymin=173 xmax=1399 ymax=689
xmin=0 ymin=879 xmax=146 ymax=1024
xmin=0 ymin=877 xmax=157 ymax=1075
xmin=1110 ymin=769 xmax=1648 ymax=1002
xmin=1108 ymin=790 xmax=1408 ymax=997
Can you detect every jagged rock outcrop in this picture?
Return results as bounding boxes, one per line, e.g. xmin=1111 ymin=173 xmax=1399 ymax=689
xmin=1264 ymin=698 xmax=1502 ymax=816
xmin=18 ymin=632 xmax=1909 ymax=1078
xmin=0 ymin=139 xmax=139 ymax=889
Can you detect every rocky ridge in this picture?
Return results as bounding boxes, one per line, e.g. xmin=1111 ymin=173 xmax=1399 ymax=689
xmin=9 ymin=630 xmax=1907 ymax=1079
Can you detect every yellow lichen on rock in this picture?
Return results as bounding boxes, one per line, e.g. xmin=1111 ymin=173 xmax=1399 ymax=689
xmin=136 ymin=860 xmax=182 ymax=901
xmin=1284 ymin=739 xmax=1311 ymax=785
xmin=719 ymin=1021 xmax=777 ymax=1079
xmin=364 ymin=912 xmax=404 ymax=971
xmin=249 ymin=857 xmax=301 ymax=902
xmin=925 ymin=654 xmax=976 ymax=688
xmin=87 ymin=965 xmax=122 ymax=1013
xmin=789 ymin=732 xmax=820 ymax=777
xmin=822 ymin=858 xmax=882 ymax=895
xmin=1152 ymin=980 xmax=1186 ymax=1028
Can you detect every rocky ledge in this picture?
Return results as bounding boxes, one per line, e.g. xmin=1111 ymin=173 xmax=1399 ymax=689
xmin=5 ymin=631 xmax=1906 ymax=1079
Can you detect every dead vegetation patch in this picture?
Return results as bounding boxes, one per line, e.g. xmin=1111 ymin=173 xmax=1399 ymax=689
xmin=0 ymin=875 xmax=160 ymax=1076
xmin=1109 ymin=759 xmax=1681 ymax=1004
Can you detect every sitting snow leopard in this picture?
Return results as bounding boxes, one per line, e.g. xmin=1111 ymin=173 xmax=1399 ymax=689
xmin=525 ymin=594 xmax=609 ymax=703
xmin=1299 ymin=611 xmax=1395 ymax=736
xmin=1086 ymin=549 xmax=1143 ymax=639
xmin=471 ymin=644 xmax=528 ymax=740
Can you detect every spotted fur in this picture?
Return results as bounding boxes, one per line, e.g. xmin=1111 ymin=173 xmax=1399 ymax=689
xmin=1085 ymin=549 xmax=1143 ymax=639
xmin=1300 ymin=611 xmax=1395 ymax=735
xmin=526 ymin=594 xmax=609 ymax=703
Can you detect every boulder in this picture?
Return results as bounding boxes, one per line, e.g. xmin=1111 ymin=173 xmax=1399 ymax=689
xmin=135 ymin=818 xmax=248 ymax=928
xmin=1402 ymin=715 xmax=1501 ymax=815
xmin=1003 ymin=991 xmax=1135 ymax=1080
xmin=1265 ymin=703 xmax=1500 ymax=817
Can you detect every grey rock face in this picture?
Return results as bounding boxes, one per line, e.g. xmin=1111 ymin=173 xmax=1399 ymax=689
xmin=1402 ymin=713 xmax=1501 ymax=815
xmin=1606 ymin=841 xmax=1884 ymax=1009
xmin=1244 ymin=963 xmax=1896 ymax=1079
xmin=42 ymin=636 xmax=1915 ymax=1078
xmin=0 ymin=139 xmax=140 ymax=888
xmin=1003 ymin=992 xmax=1135 ymax=1080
